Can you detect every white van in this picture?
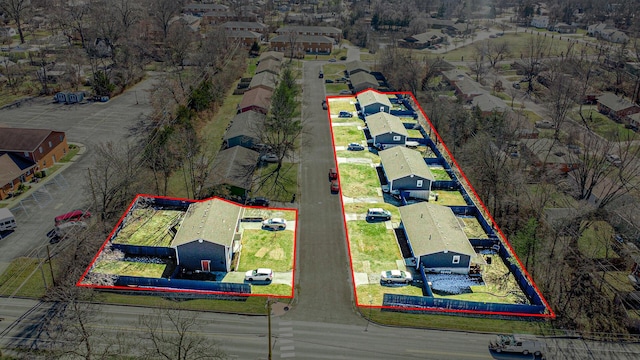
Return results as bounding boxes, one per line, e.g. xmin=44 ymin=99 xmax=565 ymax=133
xmin=0 ymin=208 xmax=17 ymax=231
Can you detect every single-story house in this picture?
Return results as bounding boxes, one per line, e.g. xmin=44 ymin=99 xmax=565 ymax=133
xmin=0 ymin=152 xmax=37 ymax=200
xmin=441 ymin=69 xmax=467 ymax=85
xmin=258 ymin=51 xmax=284 ymax=63
xmin=379 ymin=146 xmax=434 ymax=199
xmin=350 ymin=71 xmax=379 ymax=93
xmin=249 ymin=71 xmax=278 ymax=91
xmin=222 ymin=21 xmax=267 ymax=33
xmin=356 ymin=89 xmax=392 ymax=115
xmin=201 ymin=11 xmax=235 ymax=26
xmin=255 ymin=58 xmax=281 ymax=76
xmin=0 ymin=127 xmax=69 ymax=172
xmin=454 ymin=77 xmax=486 ymax=102
xmin=600 ymin=29 xmax=629 ymax=43
xmin=628 ymin=112 xmax=640 ymax=129
xmin=0 ymin=27 xmax=16 ymax=37
xmin=223 ymin=110 xmax=266 ymax=149
xmin=226 ymin=30 xmax=262 ymax=48
xmin=587 ymin=23 xmax=611 ymax=37
xmin=183 ymin=3 xmax=229 ymax=16
xmin=269 ymin=34 xmax=334 ymax=56
xmin=275 ymin=25 xmax=342 ymax=42
xmin=209 ymin=146 xmax=259 ymax=196
xmin=366 ymin=112 xmax=408 ymax=148
xmin=399 ymin=202 xmax=480 ymax=274
xmin=531 ymin=16 xmax=549 ymax=29
xmin=398 ymin=31 xmax=446 ymax=49
xmin=552 ymin=22 xmax=577 ymax=34
xmin=238 ymin=87 xmax=272 ymax=114
xmin=471 ymin=93 xmax=509 ymax=116
xmin=597 ymin=92 xmax=640 ymax=122
xmin=345 ymin=60 xmax=371 ymax=77
xmin=172 ymin=198 xmax=243 ymax=273
xmin=520 ymin=138 xmax=580 ymax=173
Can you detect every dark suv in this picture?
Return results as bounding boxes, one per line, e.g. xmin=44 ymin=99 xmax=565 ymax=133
xmin=246 ymin=197 xmax=270 ymax=207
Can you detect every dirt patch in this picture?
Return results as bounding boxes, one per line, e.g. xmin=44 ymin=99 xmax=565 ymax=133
xmin=269 ymin=248 xmax=285 ymax=260
xmin=254 ymin=247 xmax=268 ymax=258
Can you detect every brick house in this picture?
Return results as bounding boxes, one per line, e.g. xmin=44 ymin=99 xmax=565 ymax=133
xmin=0 ymin=128 xmax=69 ymax=172
xmin=597 ymin=92 xmax=640 ymax=122
xmin=222 ymin=21 xmax=267 ymax=33
xmin=226 ymin=30 xmax=262 ymax=48
xmin=269 ymin=34 xmax=333 ymax=56
xmin=275 ymin=26 xmax=342 ymax=42
xmin=0 ymin=153 xmax=37 ymax=200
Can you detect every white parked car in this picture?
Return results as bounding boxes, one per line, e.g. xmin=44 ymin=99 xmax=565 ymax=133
xmin=262 ymin=218 xmax=287 ymax=230
xmin=380 ymin=270 xmax=413 ymax=285
xmin=245 ymin=268 xmax=274 ymax=282
xmin=606 ymin=154 xmax=622 ymax=167
xmin=260 ymin=153 xmax=279 ymax=163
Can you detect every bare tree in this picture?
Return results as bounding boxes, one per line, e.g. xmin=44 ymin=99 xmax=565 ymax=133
xmin=484 ymin=40 xmax=510 ymax=69
xmin=521 ymin=35 xmax=549 ymax=93
xmin=139 ymin=307 xmax=227 ymax=360
xmin=0 ymin=0 xmax=31 ymax=44
xmin=542 ymin=65 xmax=579 ymax=139
xmin=148 ymin=0 xmax=185 ymax=41
xmin=469 ymin=45 xmax=486 ymax=82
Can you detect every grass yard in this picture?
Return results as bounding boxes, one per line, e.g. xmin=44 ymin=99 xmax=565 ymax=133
xmin=347 ymin=221 xmax=402 ymax=274
xmin=458 ymin=216 xmax=489 ymax=238
xmin=0 ymin=257 xmax=55 ymax=298
xmin=338 ymin=163 xmax=381 ymax=198
xmin=113 ymin=208 xmax=183 ymax=246
xmin=428 ymin=167 xmax=452 ymax=181
xmin=328 ymin=98 xmax=358 ymax=114
xmin=243 ymin=208 xmax=297 ymax=221
xmin=578 ymin=220 xmax=619 ymax=259
xmin=431 ymin=190 xmax=468 ymax=206
xmin=356 ymin=283 xmax=424 ymax=306
xmin=252 ymin=162 xmax=298 ymax=202
xmin=250 ymin=283 xmax=293 ymax=296
xmin=336 ymin=149 xmax=380 ymax=162
xmin=331 ymin=125 xmax=366 ymax=145
xmin=238 ymin=229 xmax=294 ymax=272
xmin=417 ymin=145 xmax=438 ymax=158
xmin=322 ymin=63 xmax=346 ymax=77
xmin=570 ymin=107 xmax=637 ymax=141
xmin=406 ymin=129 xmax=423 ymax=138
xmin=59 ymin=145 xmax=80 ymax=162
xmin=326 ymin=83 xmax=350 ymax=94
xmin=343 ymin=202 xmax=401 ymax=221
xmin=92 ymin=260 xmax=167 ymax=278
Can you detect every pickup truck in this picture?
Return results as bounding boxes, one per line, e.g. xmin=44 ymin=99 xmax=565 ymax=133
xmin=488 ymin=334 xmax=545 ymax=357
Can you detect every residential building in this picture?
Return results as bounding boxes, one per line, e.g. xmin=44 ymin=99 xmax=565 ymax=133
xmin=597 ymin=92 xmax=640 ymax=122
xmin=350 ymin=72 xmax=379 ymax=93
xmin=378 ymin=146 xmax=434 ymax=199
xmin=366 ymin=112 xmax=409 ymax=148
xmin=531 ymin=16 xmax=549 ymax=29
xmin=356 ymin=89 xmax=392 ymax=115
xmin=269 ymin=34 xmax=334 ymax=56
xmin=223 ymin=110 xmax=266 ymax=149
xmin=0 ymin=127 xmax=69 ymax=172
xmin=519 ymin=138 xmax=580 ymax=173
xmin=238 ymin=87 xmax=272 ymax=114
xmin=209 ymin=146 xmax=259 ymax=197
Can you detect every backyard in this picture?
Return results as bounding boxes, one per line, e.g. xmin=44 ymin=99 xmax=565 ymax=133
xmin=338 ymin=163 xmax=382 ymax=198
xmin=237 ymin=229 xmax=294 ymax=273
xmin=347 ymin=221 xmax=403 ymax=274
xmin=331 ymin=125 xmax=367 ymax=147
xmin=578 ymin=220 xmax=619 ymax=259
xmin=458 ymin=216 xmax=490 ymax=238
xmin=91 ymin=259 xmax=167 ymax=278
xmin=112 ymin=208 xmax=183 ymax=247
xmin=356 ymin=283 xmax=424 ymax=306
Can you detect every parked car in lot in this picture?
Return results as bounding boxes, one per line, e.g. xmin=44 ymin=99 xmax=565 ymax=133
xmin=380 ymin=270 xmax=412 ymax=284
xmin=260 ymin=153 xmax=279 ymax=163
xmin=262 ymin=218 xmax=287 ymax=230
xmin=606 ymin=154 xmax=622 ymax=166
xmin=347 ymin=142 xmax=365 ymax=151
xmin=329 ymin=167 xmax=338 ymax=180
xmin=245 ymin=268 xmax=273 ymax=282
xmin=338 ymin=111 xmax=353 ymax=118
xmin=367 ymin=208 xmax=391 ymax=221
xmin=330 ymin=180 xmax=339 ymax=193
xmin=246 ymin=197 xmax=270 ymax=207
xmin=534 ymin=120 xmax=554 ymax=129
xmin=55 ymin=209 xmax=91 ymax=225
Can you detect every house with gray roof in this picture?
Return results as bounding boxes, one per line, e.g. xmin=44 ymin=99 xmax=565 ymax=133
xmin=223 ymin=110 xmax=266 ymax=149
xmin=350 ymin=71 xmax=378 ymax=93
xmin=379 ymin=146 xmax=434 ymax=198
xmin=519 ymin=138 xmax=580 ymax=173
xmin=471 ymin=93 xmax=508 ymax=116
xmin=275 ymin=25 xmax=342 ymax=42
xmin=269 ymin=34 xmax=334 ymax=55
xmin=441 ymin=69 xmax=467 ymax=85
xmin=172 ymin=198 xmax=243 ymax=272
xmin=255 ymin=58 xmax=281 ymax=76
xmin=345 ymin=60 xmax=371 ymax=77
xmin=258 ymin=51 xmax=284 ymax=63
xmin=597 ymin=92 xmax=640 ymax=121
xmin=210 ymin=146 xmax=259 ymax=196
xmin=365 ymin=112 xmax=408 ymax=148
xmin=249 ymin=71 xmax=278 ymax=91
xmin=454 ymin=77 xmax=486 ymax=102
xmin=398 ymin=30 xmax=446 ymax=49
xmin=226 ymin=30 xmax=262 ymax=48
xmin=222 ymin=21 xmax=267 ymax=32
xmin=399 ymin=202 xmax=479 ymax=274
xmin=356 ymin=90 xmax=392 ymax=115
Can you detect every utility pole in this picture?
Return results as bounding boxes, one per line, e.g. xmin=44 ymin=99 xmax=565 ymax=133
xmin=267 ymin=298 xmax=273 ymax=360
xmin=46 ymin=245 xmax=56 ymax=286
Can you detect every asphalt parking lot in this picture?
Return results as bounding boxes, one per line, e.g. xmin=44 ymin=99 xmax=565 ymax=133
xmin=0 ymin=76 xmax=157 ymax=274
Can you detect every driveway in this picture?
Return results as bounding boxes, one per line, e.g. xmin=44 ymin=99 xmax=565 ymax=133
xmin=0 ymin=76 xmax=157 ymax=274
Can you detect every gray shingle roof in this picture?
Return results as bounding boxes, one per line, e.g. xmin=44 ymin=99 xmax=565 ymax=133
xmin=399 ymin=202 xmax=477 ymax=258
xmin=471 ymin=93 xmax=508 ymax=112
xmin=598 ymin=92 xmax=637 ymax=112
xmin=171 ymin=198 xmax=242 ymax=248
xmin=349 ymin=71 xmax=378 ymax=89
xmin=249 ymin=71 xmax=278 ymax=90
xmin=379 ymin=146 xmax=434 ymax=182
xmin=345 ymin=60 xmax=370 ymax=74
xmin=270 ymin=34 xmax=334 ymax=44
xmin=356 ymin=90 xmax=392 ymax=108
xmin=223 ymin=111 xmax=266 ymax=141
xmin=210 ymin=146 xmax=259 ymax=190
xmin=366 ymin=112 xmax=408 ymax=138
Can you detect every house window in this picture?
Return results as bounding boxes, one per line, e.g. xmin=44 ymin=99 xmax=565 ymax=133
xmin=417 ymin=180 xmax=423 ymax=187
xmin=380 ymin=106 xmax=385 ymax=112
xmin=452 ymin=255 xmax=460 ymax=264
xmin=49 ymin=141 xmax=52 ymax=148
xmin=39 ymin=147 xmax=43 ymax=154
xmin=393 ymin=135 xmax=401 ymax=141
xmin=24 ymin=151 xmax=29 ymax=157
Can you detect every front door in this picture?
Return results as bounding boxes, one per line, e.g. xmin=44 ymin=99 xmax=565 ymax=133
xmin=201 ymin=260 xmax=210 ymax=272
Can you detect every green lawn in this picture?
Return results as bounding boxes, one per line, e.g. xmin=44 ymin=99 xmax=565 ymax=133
xmin=570 ymin=108 xmax=638 ymax=141
xmin=113 ymin=209 xmax=182 ymax=247
xmin=252 ymin=162 xmax=298 ymax=202
xmin=429 ymin=167 xmax=452 ymax=181
xmin=0 ymin=257 xmax=54 ymax=298
xmin=335 ymin=149 xmax=379 ymax=162
xmin=59 ymin=145 xmax=80 ymax=163
xmin=343 ymin=202 xmax=401 ymax=221
xmin=347 ymin=221 xmax=402 ymax=273
xmin=92 ymin=260 xmax=167 ymax=278
xmin=243 ymin=208 xmax=297 ymax=221
xmin=406 ymin=129 xmax=423 ymax=138
xmin=331 ymin=125 xmax=366 ymax=145
xmin=238 ymin=229 xmax=294 ymax=272
xmin=326 ymin=83 xmax=350 ymax=94
xmin=578 ymin=221 xmax=619 ymax=259
xmin=250 ymin=283 xmax=293 ymax=296
xmin=328 ymin=98 xmax=358 ymax=115
xmin=338 ymin=163 xmax=381 ymax=198
xmin=459 ymin=216 xmax=489 ymax=238
xmin=356 ymin=283 xmax=424 ymax=306
xmin=431 ymin=190 xmax=468 ymax=206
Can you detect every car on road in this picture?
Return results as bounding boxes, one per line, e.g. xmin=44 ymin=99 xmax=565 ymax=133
xmin=534 ymin=120 xmax=554 ymax=129
xmin=338 ymin=111 xmax=353 ymax=118
xmin=330 ymin=180 xmax=339 ymax=193
xmin=324 ymin=79 xmax=334 ymax=83
xmin=245 ymin=268 xmax=273 ymax=282
xmin=319 ymin=70 xmax=324 ymax=78
xmin=380 ymin=270 xmax=412 ymax=285
xmin=367 ymin=208 xmax=391 ymax=221
xmin=329 ymin=167 xmax=338 ymax=180
xmin=260 ymin=153 xmax=279 ymax=163
xmin=329 ymin=58 xmax=337 ymax=62
xmin=322 ymin=100 xmax=327 ymax=110
xmin=339 ymin=90 xmax=352 ymax=95
xmin=262 ymin=218 xmax=287 ymax=230
xmin=606 ymin=154 xmax=622 ymax=166
xmin=347 ymin=142 xmax=365 ymax=151
xmin=246 ymin=197 xmax=270 ymax=207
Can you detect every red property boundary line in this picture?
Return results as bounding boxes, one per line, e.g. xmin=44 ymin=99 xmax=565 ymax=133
xmin=328 ymin=89 xmax=555 ymax=319
xmin=76 ymin=194 xmax=297 ymax=299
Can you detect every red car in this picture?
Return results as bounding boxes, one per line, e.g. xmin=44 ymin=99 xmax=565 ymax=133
xmin=329 ymin=168 xmax=338 ymax=181
xmin=55 ymin=209 xmax=91 ymax=225
xmin=330 ymin=180 xmax=339 ymax=193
